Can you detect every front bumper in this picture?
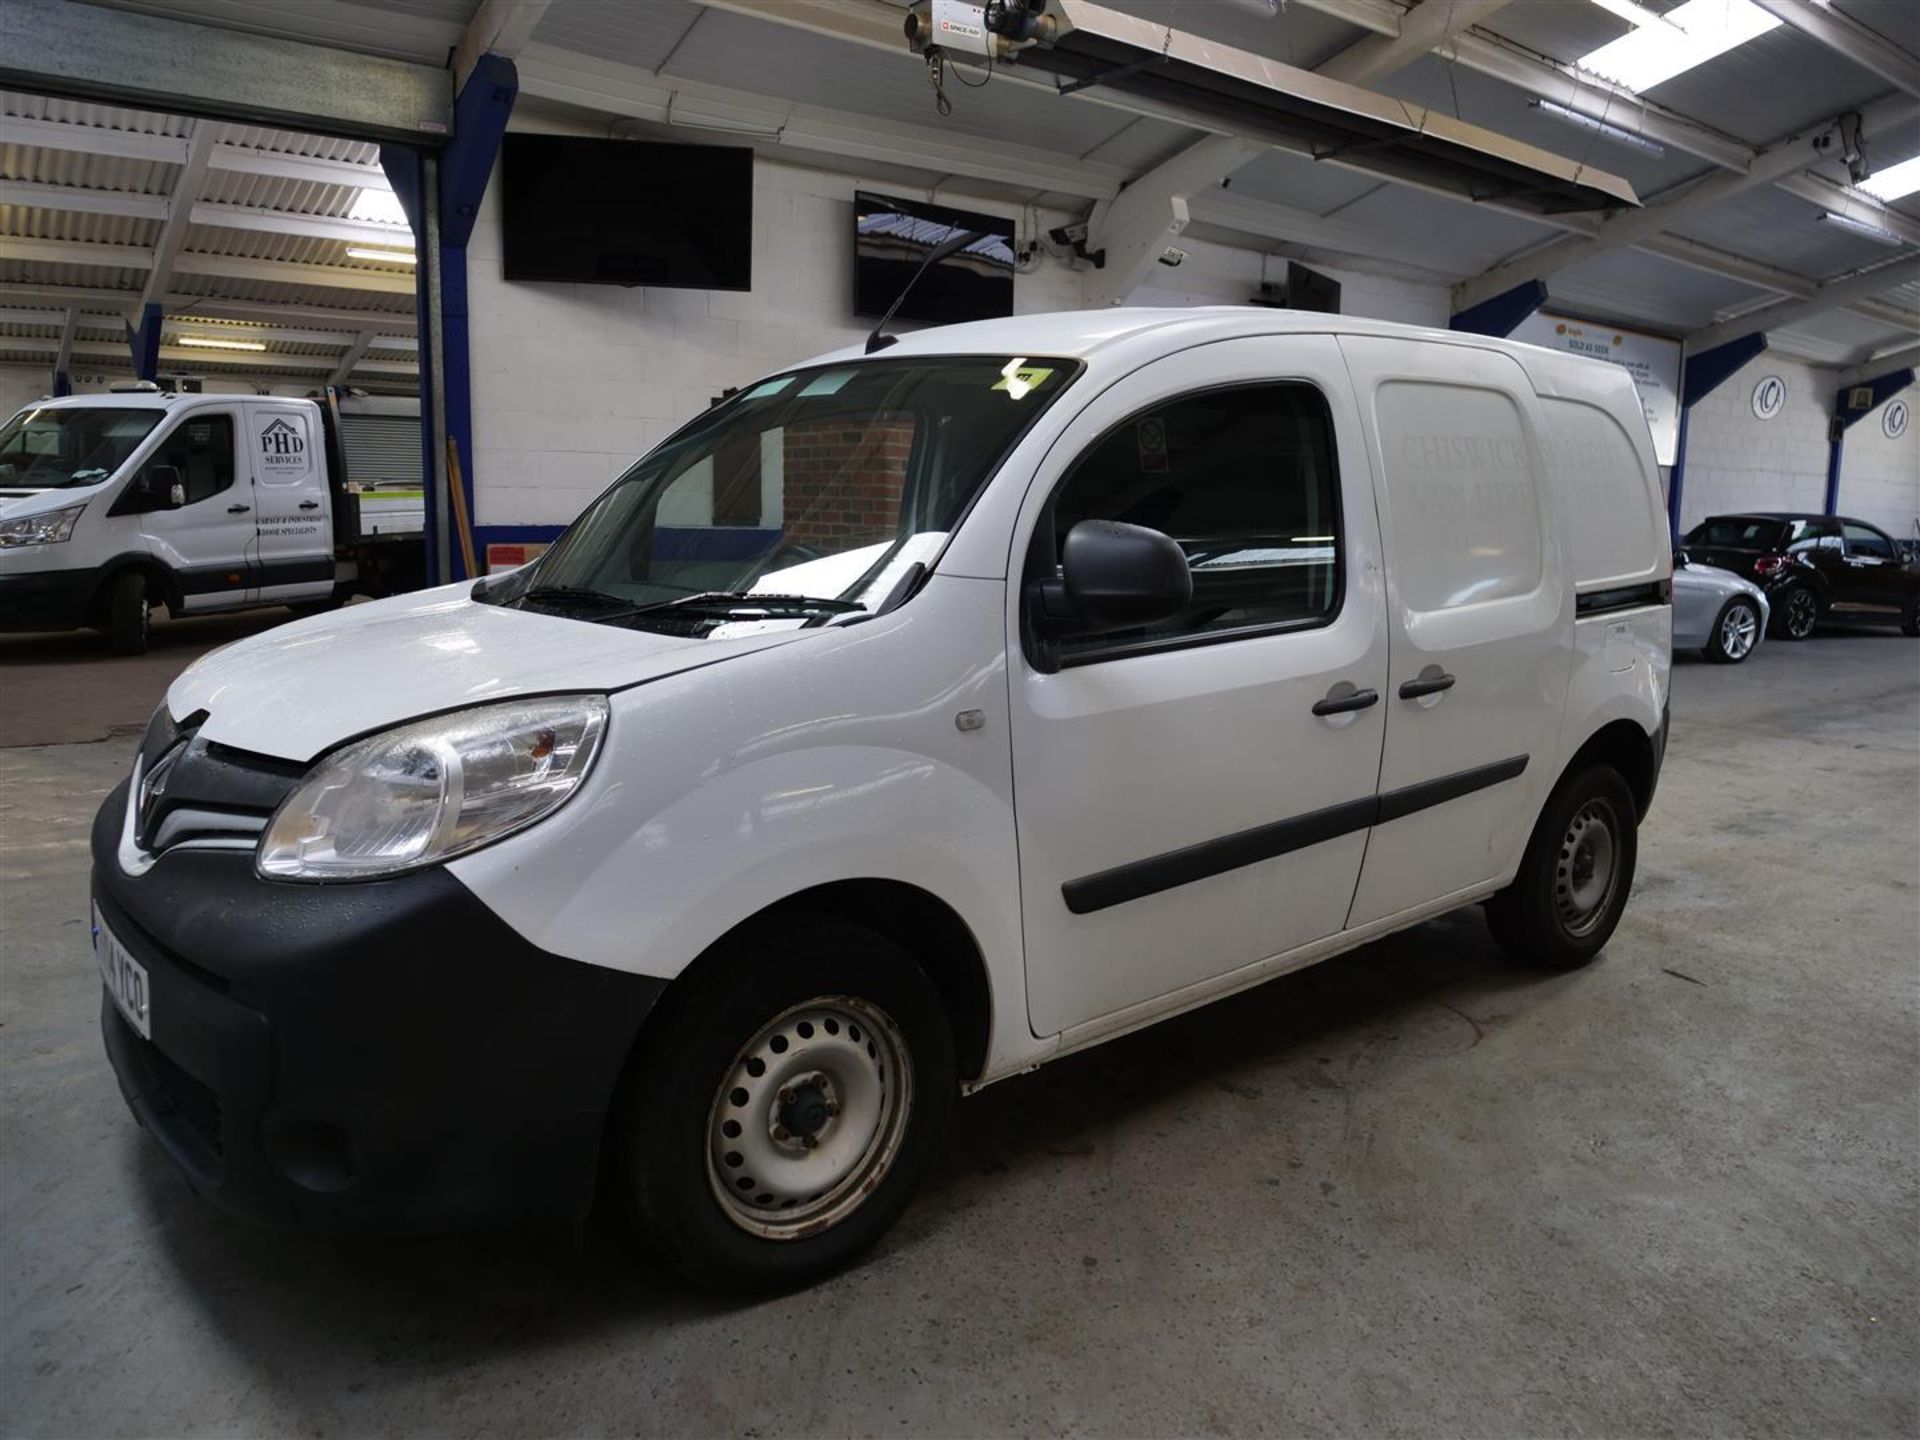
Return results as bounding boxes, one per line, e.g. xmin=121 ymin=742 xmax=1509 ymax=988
xmin=0 ymin=565 xmax=99 ymax=632
xmin=90 ymin=779 xmax=666 ymax=1233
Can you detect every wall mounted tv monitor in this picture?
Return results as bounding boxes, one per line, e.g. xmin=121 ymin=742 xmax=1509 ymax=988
xmin=854 ymin=190 xmax=1016 ymax=324
xmin=500 ymin=135 xmax=753 ymax=290
xmin=1284 ymin=261 xmax=1342 ymax=314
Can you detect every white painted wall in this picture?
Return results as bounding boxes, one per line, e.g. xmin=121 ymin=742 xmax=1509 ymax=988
xmin=1123 ymin=237 xmax=1449 ymax=327
xmin=1675 ymin=352 xmax=1837 ymax=531
xmin=465 ymin=143 xmax=1086 ymax=530
xmin=0 ymin=365 xmax=51 ymax=420
xmin=1837 ymin=380 xmax=1919 ymax=543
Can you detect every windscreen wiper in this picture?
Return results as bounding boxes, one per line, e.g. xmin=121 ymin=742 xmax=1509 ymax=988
xmin=515 ymin=584 xmax=638 ymax=611
xmin=629 ymin=590 xmax=867 ymax=618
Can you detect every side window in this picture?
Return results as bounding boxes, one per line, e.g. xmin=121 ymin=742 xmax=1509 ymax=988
xmin=1787 ymin=519 xmax=1841 ymax=555
xmin=1843 ymin=522 xmax=1895 ymax=560
xmin=1046 ymin=383 xmax=1341 ymax=660
xmin=149 ymin=415 xmax=236 ymax=505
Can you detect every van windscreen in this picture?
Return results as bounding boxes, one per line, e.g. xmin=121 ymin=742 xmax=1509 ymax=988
xmin=0 ymin=407 xmax=164 ymax=490
xmin=498 ymin=356 xmax=1076 ymax=630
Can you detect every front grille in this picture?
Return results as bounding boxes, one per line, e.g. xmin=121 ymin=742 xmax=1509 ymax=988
xmin=128 ymin=708 xmax=304 ymax=861
xmin=111 ymin=1007 xmax=224 ymax=1172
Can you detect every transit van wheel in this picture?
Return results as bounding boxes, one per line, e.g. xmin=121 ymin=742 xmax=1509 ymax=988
xmin=107 ymin=571 xmax=151 ymax=655
xmin=1486 ymin=764 xmax=1638 ymax=971
xmin=1704 ymin=596 xmax=1761 ymax=663
xmin=616 ymin=916 xmax=954 ymax=1292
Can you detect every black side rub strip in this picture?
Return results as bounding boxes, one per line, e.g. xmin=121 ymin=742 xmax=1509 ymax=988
xmin=1061 ymin=754 xmax=1529 ymax=915
xmin=1576 ymin=580 xmax=1671 ymax=617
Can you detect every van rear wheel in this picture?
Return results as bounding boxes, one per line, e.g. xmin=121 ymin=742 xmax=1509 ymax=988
xmin=615 ymin=916 xmax=954 ymax=1292
xmin=1486 ymin=764 xmax=1637 ymax=970
xmin=106 ymin=571 xmax=151 ymax=655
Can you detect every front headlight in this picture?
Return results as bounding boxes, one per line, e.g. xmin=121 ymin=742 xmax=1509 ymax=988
xmin=258 ymin=695 xmax=609 ymax=881
xmin=0 ymin=504 xmax=85 ymax=548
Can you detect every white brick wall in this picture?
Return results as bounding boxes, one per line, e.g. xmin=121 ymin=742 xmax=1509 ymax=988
xmin=1837 ymin=380 xmax=1919 ymax=542
xmin=1676 ymin=353 xmax=1837 ymax=529
xmin=465 ymin=144 xmax=1087 ymax=529
xmin=1124 ymin=238 xmax=1449 ymax=327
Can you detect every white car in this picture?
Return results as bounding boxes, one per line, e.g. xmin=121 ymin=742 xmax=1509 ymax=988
xmin=1672 ymin=556 xmax=1769 ymax=663
xmin=89 ymin=309 xmax=1672 ymax=1290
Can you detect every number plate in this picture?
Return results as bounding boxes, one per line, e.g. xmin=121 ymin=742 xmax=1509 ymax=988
xmin=93 ymin=903 xmax=150 ymax=1039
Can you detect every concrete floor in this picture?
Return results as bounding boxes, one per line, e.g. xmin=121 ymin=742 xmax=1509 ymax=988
xmin=2 ymin=628 xmax=1916 ymax=1437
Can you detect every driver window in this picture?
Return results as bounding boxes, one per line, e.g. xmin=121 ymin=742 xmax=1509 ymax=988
xmin=1046 ymin=383 xmax=1342 ymax=660
xmin=148 ymin=415 xmax=236 ymax=505
xmin=1842 ymin=523 xmax=1895 ymax=561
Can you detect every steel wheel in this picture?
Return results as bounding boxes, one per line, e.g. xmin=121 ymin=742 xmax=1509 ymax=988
xmin=706 ymin=995 xmax=913 ymax=1240
xmin=1554 ymin=798 xmax=1621 ymax=939
xmin=1781 ymin=587 xmax=1818 ymax=639
xmin=1718 ymin=601 xmax=1758 ymax=660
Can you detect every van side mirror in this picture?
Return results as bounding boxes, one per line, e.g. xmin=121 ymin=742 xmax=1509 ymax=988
xmin=1033 ymin=520 xmax=1193 ymax=638
xmin=144 ymin=464 xmax=184 ymax=510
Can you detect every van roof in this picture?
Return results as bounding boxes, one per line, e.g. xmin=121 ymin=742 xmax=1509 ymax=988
xmin=823 ymin=306 xmax=1614 ymax=376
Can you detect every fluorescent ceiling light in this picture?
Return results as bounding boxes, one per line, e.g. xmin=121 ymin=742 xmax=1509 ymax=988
xmin=175 ymin=335 xmax=268 ymax=352
xmin=1818 ymin=211 xmax=1905 ymax=247
xmin=348 ymin=188 xmax=409 ymax=226
xmin=1858 ymin=154 xmax=1920 ymax=204
xmin=1530 ymin=99 xmax=1667 ymax=157
xmin=1578 ymin=0 xmax=1781 ymax=93
xmin=346 ymin=246 xmax=417 ymax=265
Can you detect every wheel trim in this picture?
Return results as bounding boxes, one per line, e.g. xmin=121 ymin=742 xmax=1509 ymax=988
xmin=706 ymin=995 xmax=912 ymax=1240
xmin=1554 ymin=798 xmax=1622 ymax=939
xmin=1785 ymin=590 xmax=1817 ymax=637
xmin=1720 ymin=604 xmax=1757 ymax=658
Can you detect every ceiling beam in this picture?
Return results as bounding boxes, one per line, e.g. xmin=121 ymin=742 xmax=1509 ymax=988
xmin=169 ymin=253 xmax=418 ymax=295
xmin=134 ymin=121 xmax=216 ymax=323
xmin=0 ymin=113 xmax=189 ymax=164
xmin=189 ymin=203 xmax=413 ymax=248
xmin=0 ymin=287 xmax=415 ymax=334
xmin=328 ymin=331 xmax=376 ymax=386
xmin=1317 ymin=0 xmax=1513 ymax=87
xmin=454 ymin=0 xmax=552 ymax=90
xmin=1749 ymin=0 xmax=1920 ymax=99
xmin=1689 ymin=256 xmax=1920 ymax=349
xmin=1085 ymin=136 xmax=1264 ymax=305
xmin=206 ymin=144 xmax=392 ymax=194
xmin=0 ymin=180 xmax=171 ymax=222
xmin=1840 ymin=343 xmax=1920 ymax=384
xmin=1455 ymin=92 xmax=1919 ymax=310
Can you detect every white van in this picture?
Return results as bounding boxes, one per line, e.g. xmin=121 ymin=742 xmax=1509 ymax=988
xmin=89 ymin=310 xmax=1670 ymax=1290
xmin=0 ymin=387 xmax=423 ymax=652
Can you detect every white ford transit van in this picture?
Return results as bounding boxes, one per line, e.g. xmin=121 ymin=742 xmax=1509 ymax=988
xmin=90 ymin=310 xmax=1670 ymax=1290
xmin=0 ymin=388 xmax=423 ymax=652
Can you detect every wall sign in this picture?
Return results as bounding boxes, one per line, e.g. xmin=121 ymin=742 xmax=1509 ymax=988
xmin=1751 ymin=374 xmax=1787 ymax=421
xmin=1511 ymin=311 xmax=1682 ymax=465
xmin=1883 ymin=397 xmax=1910 ymax=441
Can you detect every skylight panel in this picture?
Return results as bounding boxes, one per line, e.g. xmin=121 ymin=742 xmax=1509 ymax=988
xmin=1578 ymin=0 xmax=1781 ymax=93
xmin=1858 ymin=154 xmax=1920 ymax=204
xmin=348 ymin=187 xmax=409 ymax=227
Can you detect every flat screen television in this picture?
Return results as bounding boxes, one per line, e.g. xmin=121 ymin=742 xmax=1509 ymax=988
xmin=854 ymin=190 xmax=1016 ymax=324
xmin=1250 ymin=261 xmax=1343 ymax=314
xmin=499 ymin=135 xmax=754 ymax=290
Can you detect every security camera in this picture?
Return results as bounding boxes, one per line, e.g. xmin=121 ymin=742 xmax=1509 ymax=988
xmin=1157 ymin=245 xmax=1188 ymax=268
xmin=1839 ymin=111 xmax=1870 ymax=185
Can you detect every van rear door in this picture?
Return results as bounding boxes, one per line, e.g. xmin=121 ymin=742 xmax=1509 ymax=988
xmin=1336 ymin=337 xmax=1571 ymax=926
xmin=244 ymin=401 xmax=333 ymax=604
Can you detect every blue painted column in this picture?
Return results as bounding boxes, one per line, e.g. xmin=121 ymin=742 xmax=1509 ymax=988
xmin=1668 ymin=332 xmax=1769 ymax=540
xmin=52 ymin=370 xmax=71 ymax=397
xmin=380 ymin=53 xmax=518 ymax=586
xmin=1826 ymin=365 xmax=1917 ymax=515
xmin=126 ymin=302 xmax=162 ymax=383
xmin=1450 ymin=280 xmax=1548 ymax=338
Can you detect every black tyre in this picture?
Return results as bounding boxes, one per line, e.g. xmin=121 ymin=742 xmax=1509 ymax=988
xmin=1775 ymin=584 xmax=1819 ymax=640
xmin=617 ymin=915 xmax=955 ymax=1292
xmin=1703 ymin=596 xmax=1761 ymax=663
xmin=1486 ymin=764 xmax=1638 ymax=971
xmin=106 ymin=571 xmax=151 ymax=655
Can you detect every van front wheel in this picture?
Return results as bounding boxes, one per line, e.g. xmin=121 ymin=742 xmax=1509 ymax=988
xmin=617 ymin=916 xmax=955 ymax=1292
xmin=106 ymin=571 xmax=151 ymax=655
xmin=1486 ymin=764 xmax=1638 ymax=970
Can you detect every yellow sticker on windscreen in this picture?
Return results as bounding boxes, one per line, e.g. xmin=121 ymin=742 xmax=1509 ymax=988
xmin=993 ymin=364 xmax=1054 ymax=397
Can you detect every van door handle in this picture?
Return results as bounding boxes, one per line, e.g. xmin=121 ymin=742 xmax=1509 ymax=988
xmin=1312 ymin=686 xmax=1379 ymax=716
xmin=1398 ymin=672 xmax=1456 ymax=699
xmin=227 ymin=504 xmax=250 ymax=514
xmin=297 ymin=501 xmax=320 ymax=511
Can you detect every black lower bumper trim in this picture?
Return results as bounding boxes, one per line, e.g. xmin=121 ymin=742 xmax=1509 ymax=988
xmin=91 ymin=778 xmax=667 ymax=1233
xmin=0 ymin=565 xmax=101 ymax=632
